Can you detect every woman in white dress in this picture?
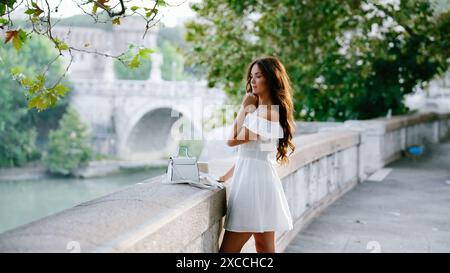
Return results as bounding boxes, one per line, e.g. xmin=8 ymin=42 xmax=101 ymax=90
xmin=217 ymin=56 xmax=296 ymax=253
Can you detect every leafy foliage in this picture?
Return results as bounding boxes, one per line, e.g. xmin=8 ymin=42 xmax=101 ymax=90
xmin=160 ymin=40 xmax=186 ymax=81
xmin=43 ymin=107 xmax=93 ymax=176
xmin=1 ymin=0 xmax=160 ymax=111
xmin=0 ymin=35 xmax=70 ymax=167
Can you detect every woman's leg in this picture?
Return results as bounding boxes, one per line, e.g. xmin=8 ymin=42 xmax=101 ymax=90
xmin=253 ymin=231 xmax=276 ymax=253
xmin=219 ymin=230 xmax=253 ymax=253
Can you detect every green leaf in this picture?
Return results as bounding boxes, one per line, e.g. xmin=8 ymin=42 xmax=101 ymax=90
xmin=28 ymin=96 xmax=44 ymax=110
xmin=112 ymin=17 xmax=120 ymax=25
xmin=54 ymin=83 xmax=69 ymax=96
xmin=128 ymin=55 xmax=140 ymax=68
xmin=36 ymin=74 xmax=45 ymax=85
xmin=92 ymin=0 xmax=110 ymax=14
xmin=48 ymin=93 xmax=57 ymax=107
xmin=32 ymin=74 xmax=45 ymax=93
xmin=25 ymin=2 xmax=43 ymax=17
xmin=24 ymin=9 xmax=35 ymax=15
xmin=146 ymin=9 xmax=157 ymax=18
xmin=157 ymin=0 xmax=167 ymax=7
xmin=26 ymin=74 xmax=46 ymax=97
xmin=21 ymin=76 xmax=33 ymax=87
xmin=18 ymin=28 xmax=27 ymax=40
xmin=33 ymin=8 xmax=43 ymax=17
xmin=57 ymin=41 xmax=69 ymax=51
xmin=130 ymin=6 xmax=139 ymax=12
xmin=12 ymin=29 xmax=27 ymax=50
xmin=138 ymin=47 xmax=154 ymax=60
xmin=10 ymin=66 xmax=22 ymax=76
xmin=5 ymin=29 xmax=28 ymax=50
xmin=54 ymin=38 xmax=69 ymax=51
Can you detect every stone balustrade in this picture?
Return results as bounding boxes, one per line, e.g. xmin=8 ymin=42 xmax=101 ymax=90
xmin=71 ymin=79 xmax=223 ymax=99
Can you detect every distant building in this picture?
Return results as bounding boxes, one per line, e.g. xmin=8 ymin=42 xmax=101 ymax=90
xmin=52 ymin=16 xmax=161 ymax=81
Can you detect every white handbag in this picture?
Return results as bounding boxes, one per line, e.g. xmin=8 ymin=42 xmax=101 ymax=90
xmin=164 ymin=147 xmax=224 ymax=190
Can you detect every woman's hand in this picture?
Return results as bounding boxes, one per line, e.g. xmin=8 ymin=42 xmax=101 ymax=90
xmin=218 ymin=164 xmax=235 ymax=183
xmin=217 ymin=175 xmax=227 ymax=183
xmin=241 ymin=92 xmax=258 ymax=112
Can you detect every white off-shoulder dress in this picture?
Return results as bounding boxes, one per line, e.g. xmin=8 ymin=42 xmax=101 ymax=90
xmin=223 ymin=110 xmax=294 ymax=232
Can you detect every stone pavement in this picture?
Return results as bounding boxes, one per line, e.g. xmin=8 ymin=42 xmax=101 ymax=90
xmin=284 ymin=139 xmax=450 ymax=253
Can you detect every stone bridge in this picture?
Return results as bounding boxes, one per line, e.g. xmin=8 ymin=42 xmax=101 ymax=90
xmin=50 ymin=24 xmax=227 ymax=160
xmin=70 ymin=79 xmax=225 ymax=160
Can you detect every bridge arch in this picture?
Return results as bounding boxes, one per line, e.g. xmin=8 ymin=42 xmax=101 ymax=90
xmin=119 ymin=104 xmax=203 ymax=160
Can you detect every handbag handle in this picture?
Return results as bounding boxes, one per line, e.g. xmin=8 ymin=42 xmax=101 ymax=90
xmin=177 ymin=146 xmax=190 ymax=158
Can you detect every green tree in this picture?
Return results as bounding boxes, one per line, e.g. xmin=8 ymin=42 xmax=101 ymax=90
xmin=160 ymin=40 xmax=186 ymax=81
xmin=43 ymin=107 xmax=93 ymax=176
xmin=0 ymin=35 xmax=69 ymax=167
xmin=157 ymin=25 xmax=205 ymax=80
xmin=185 ymin=0 xmax=450 ymax=121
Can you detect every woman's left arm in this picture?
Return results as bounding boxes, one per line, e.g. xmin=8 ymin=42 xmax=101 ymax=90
xmin=218 ymin=163 xmax=235 ymax=183
xmin=227 ymin=93 xmax=258 ymax=147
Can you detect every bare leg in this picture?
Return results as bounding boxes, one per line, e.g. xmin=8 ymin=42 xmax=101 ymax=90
xmin=219 ymin=230 xmax=253 ymax=253
xmin=253 ymin=231 xmax=276 ymax=253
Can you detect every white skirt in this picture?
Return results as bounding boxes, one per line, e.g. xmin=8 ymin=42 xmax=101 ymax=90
xmin=223 ymin=151 xmax=294 ymax=233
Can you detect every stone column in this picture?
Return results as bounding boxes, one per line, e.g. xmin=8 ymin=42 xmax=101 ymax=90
xmin=149 ymin=53 xmax=162 ymax=82
xmin=103 ymin=54 xmax=115 ymax=81
xmin=344 ymin=120 xmax=387 ymax=181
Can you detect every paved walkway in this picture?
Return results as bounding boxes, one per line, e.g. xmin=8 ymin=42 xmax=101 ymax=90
xmin=284 ymin=139 xmax=450 ymax=253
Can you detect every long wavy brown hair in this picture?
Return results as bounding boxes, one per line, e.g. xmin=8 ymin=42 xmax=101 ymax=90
xmin=245 ymin=56 xmax=296 ymax=166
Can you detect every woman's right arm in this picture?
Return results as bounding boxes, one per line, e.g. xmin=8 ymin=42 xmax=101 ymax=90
xmin=218 ymin=163 xmax=235 ymax=183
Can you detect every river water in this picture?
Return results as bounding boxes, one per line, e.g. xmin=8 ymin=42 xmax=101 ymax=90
xmin=0 ymin=167 xmax=166 ymax=234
